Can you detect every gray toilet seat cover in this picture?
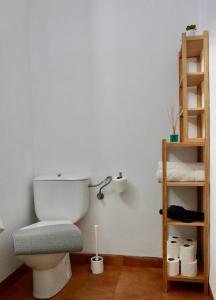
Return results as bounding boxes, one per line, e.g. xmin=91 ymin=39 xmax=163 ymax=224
xmin=13 ymin=223 xmax=83 ymax=255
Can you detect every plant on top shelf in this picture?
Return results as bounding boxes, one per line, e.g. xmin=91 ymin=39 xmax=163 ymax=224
xmin=186 ymin=24 xmax=197 ymax=36
xmin=167 ymin=106 xmax=183 ymax=142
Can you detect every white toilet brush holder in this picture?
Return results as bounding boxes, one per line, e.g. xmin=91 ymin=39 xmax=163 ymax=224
xmin=91 ymin=256 xmax=104 ymax=274
xmin=91 ymin=224 xmax=104 ymax=274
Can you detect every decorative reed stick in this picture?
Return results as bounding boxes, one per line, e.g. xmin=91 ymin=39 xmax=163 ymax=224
xmin=167 ymin=106 xmax=183 ymax=135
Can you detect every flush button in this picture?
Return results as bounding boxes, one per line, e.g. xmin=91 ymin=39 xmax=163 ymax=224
xmin=57 ymin=173 xmax=62 ymax=177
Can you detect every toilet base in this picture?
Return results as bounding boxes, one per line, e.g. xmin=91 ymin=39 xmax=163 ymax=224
xmin=33 ymin=253 xmax=72 ymax=299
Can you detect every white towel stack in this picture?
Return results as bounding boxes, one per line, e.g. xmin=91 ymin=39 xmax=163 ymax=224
xmin=156 ymin=161 xmax=204 ymax=182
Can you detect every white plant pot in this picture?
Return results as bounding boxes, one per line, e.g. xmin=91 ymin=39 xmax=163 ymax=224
xmin=186 ymin=29 xmax=196 ymax=36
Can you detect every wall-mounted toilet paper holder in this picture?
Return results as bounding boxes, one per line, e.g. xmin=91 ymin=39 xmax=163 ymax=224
xmin=89 ymin=172 xmax=127 ymax=199
xmin=88 ymin=176 xmax=112 ymax=200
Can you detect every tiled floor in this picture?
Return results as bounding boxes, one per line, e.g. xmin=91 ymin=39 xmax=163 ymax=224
xmin=1 ymin=264 xmax=211 ymax=300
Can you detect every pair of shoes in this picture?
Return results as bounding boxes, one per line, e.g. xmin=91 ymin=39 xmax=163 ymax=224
xmin=159 ymin=205 xmax=204 ymax=222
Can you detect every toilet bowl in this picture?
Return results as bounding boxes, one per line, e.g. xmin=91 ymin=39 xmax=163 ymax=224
xmin=20 ymin=252 xmax=66 ymax=271
xmin=20 ymin=252 xmax=71 ymax=299
xmin=17 ymin=220 xmax=76 ymax=298
xmin=13 ymin=176 xmax=89 ymax=299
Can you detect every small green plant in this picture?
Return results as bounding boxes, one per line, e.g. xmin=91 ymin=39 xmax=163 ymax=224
xmin=186 ymin=24 xmax=197 ymax=31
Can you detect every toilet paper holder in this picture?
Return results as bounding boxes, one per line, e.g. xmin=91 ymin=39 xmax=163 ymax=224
xmin=89 ymin=172 xmax=127 ymax=199
xmin=88 ymin=176 xmax=112 ymax=200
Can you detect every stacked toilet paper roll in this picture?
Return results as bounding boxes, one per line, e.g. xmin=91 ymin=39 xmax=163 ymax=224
xmin=181 ymin=259 xmax=197 ymax=277
xmin=182 ymin=238 xmax=197 ymax=257
xmin=180 ymin=244 xmax=195 ymax=262
xmin=167 ymin=240 xmax=180 ymax=258
xmin=168 ymin=235 xmax=183 ymax=243
xmin=168 ymin=236 xmax=197 ymax=257
xmin=180 ymin=243 xmax=197 ymax=277
xmin=167 ymin=257 xmax=180 ymax=276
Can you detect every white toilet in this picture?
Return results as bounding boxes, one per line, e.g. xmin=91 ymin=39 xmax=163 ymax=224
xmin=13 ymin=175 xmax=89 ymax=299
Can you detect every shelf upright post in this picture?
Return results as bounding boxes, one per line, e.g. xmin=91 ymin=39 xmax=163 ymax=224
xmin=203 ymin=30 xmax=210 ymax=295
xmin=162 ymin=139 xmax=168 ymax=292
xmin=181 ymin=33 xmax=188 ymax=142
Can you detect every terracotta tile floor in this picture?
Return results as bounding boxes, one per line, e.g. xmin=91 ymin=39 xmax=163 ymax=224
xmin=1 ymin=264 xmax=211 ymax=300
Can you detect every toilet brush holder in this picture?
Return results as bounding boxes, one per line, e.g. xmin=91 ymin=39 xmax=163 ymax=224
xmin=91 ymin=256 xmax=104 ymax=274
xmin=91 ymin=224 xmax=104 ymax=274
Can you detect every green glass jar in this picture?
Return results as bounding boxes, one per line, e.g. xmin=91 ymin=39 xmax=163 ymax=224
xmin=170 ymin=134 xmax=179 ymax=142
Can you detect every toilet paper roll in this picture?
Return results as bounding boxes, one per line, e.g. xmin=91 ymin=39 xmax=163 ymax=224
xmin=167 ymin=257 xmax=179 ymax=276
xmin=167 ymin=240 xmax=180 ymax=258
xmin=181 ymin=259 xmax=197 ymax=277
xmin=183 ymin=238 xmax=197 ymax=257
xmin=180 ymin=244 xmax=195 ymax=262
xmin=168 ymin=235 xmax=183 ymax=243
xmin=112 ymin=176 xmax=127 ymax=193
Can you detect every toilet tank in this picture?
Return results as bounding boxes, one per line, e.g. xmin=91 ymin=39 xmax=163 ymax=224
xmin=33 ymin=175 xmax=89 ymax=223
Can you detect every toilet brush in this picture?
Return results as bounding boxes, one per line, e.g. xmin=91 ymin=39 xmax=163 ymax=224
xmin=91 ymin=224 xmax=104 ymax=274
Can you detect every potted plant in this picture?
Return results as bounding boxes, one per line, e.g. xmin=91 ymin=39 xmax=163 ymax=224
xmin=167 ymin=106 xmax=183 ymax=142
xmin=186 ymin=24 xmax=197 ymax=36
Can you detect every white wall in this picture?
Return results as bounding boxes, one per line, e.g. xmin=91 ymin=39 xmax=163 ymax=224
xmin=1 ymin=0 xmax=214 ymax=286
xmin=30 ymin=0 xmax=202 ymax=257
xmin=202 ymin=0 xmax=216 ymax=298
xmin=0 ymin=0 xmax=34 ymax=282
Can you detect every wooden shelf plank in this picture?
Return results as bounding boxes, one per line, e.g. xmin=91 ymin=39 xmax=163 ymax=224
xmin=179 ymin=72 xmax=204 ymax=87
xmin=167 ymin=218 xmax=205 ymax=227
xmin=186 ymin=35 xmax=205 ymax=41
xmin=187 ymin=138 xmax=205 ymax=143
xmin=167 ymin=266 xmax=204 ymax=283
xmin=167 ymin=181 xmax=205 ymax=187
xmin=187 ymin=72 xmax=204 ymax=87
xmin=179 ymin=35 xmax=204 ymax=58
xmin=186 ymin=37 xmax=204 ymax=58
xmin=187 ymin=107 xmax=205 ymax=116
xmin=166 ymin=141 xmax=205 ymax=148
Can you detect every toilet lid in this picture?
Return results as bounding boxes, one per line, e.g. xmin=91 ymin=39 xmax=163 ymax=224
xmin=20 ymin=220 xmax=73 ymax=231
xmin=13 ymin=221 xmax=82 ymax=255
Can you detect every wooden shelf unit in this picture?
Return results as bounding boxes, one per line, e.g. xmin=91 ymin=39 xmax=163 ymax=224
xmin=162 ymin=31 xmax=209 ymax=295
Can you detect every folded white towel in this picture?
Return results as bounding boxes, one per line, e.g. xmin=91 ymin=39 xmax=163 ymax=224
xmin=156 ymin=162 xmax=204 ymax=182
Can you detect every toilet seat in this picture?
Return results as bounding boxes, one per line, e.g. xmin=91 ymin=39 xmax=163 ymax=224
xmin=13 ymin=220 xmax=83 ymax=255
